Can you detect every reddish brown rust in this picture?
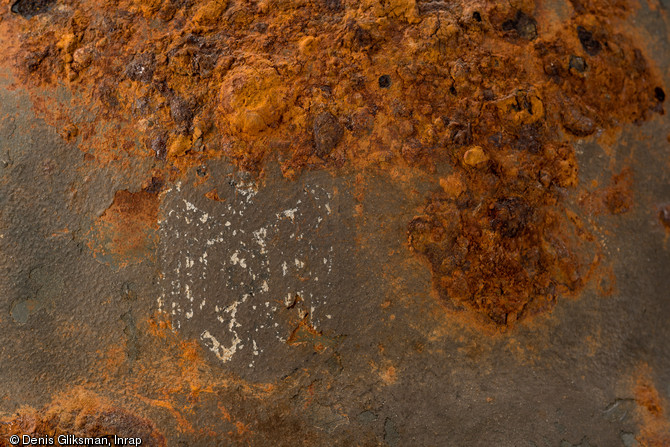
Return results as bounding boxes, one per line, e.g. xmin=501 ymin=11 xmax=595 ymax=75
xmin=1 ymin=0 xmax=662 ymax=175
xmin=0 ymin=390 xmax=166 ymax=447
xmin=580 ymin=168 xmax=634 ymax=215
xmin=0 ymin=0 xmax=664 ymax=330
xmin=632 ymin=364 xmax=670 ymax=447
xmin=85 ymin=189 xmax=160 ymax=269
xmin=659 ymin=203 xmax=670 ymax=230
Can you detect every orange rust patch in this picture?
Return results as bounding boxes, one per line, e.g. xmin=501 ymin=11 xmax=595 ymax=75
xmin=205 ymin=188 xmax=226 ymax=202
xmin=120 ymin=316 xmax=272 ymax=401
xmin=0 ymin=389 xmax=166 ymax=447
xmin=1 ymin=0 xmax=663 ymax=175
xmin=580 ymin=168 xmax=635 ymax=215
xmin=93 ymin=314 xmax=271 ymax=437
xmin=379 ymin=364 xmax=398 ymax=385
xmin=86 ymin=189 xmax=159 ymax=269
xmin=88 ymin=313 xmax=335 ymax=443
xmin=632 ymin=365 xmax=670 ymax=447
xmin=407 ymin=147 xmax=595 ymax=328
xmin=287 ymin=314 xmax=340 ymax=352
xmin=0 ymin=0 xmax=664 ymax=334
xmin=658 ymin=203 xmax=670 ymax=231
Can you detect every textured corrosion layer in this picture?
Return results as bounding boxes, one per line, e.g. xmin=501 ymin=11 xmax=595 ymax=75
xmin=0 ymin=390 xmax=166 ymax=447
xmin=0 ymin=0 xmax=668 ymax=444
xmin=0 ymin=1 xmax=665 ymax=325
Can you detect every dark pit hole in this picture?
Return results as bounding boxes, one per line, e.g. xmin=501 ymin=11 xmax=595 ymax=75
xmin=489 ymin=197 xmax=532 ymax=238
xmin=324 ymin=0 xmax=343 ymax=11
xmin=150 ymin=133 xmax=167 ymax=160
xmin=659 ymin=204 xmax=670 ymax=228
xmin=313 ymin=111 xmax=344 ymax=157
xmin=196 ymin=165 xmax=208 ymax=177
xmin=472 ymin=11 xmax=482 ymax=22
xmin=125 ymin=53 xmax=156 ymax=83
xmin=144 ymin=177 xmax=164 ymax=194
xmin=569 ymin=55 xmax=587 ymax=73
xmin=252 ymin=22 xmax=268 ymax=33
xmin=502 ymin=11 xmax=537 ymax=40
xmin=655 ymin=87 xmax=665 ymax=102
xmin=351 ymin=24 xmax=373 ymax=50
xmin=378 ymin=75 xmax=391 ymax=89
xmin=577 ymin=26 xmax=601 ymax=56
xmin=449 ymin=85 xmax=457 ymax=96
xmin=11 ymin=0 xmax=54 ymax=18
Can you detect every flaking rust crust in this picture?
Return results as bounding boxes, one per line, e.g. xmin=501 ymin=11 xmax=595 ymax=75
xmin=0 ymin=0 xmax=665 ymax=329
xmin=0 ymin=390 xmax=166 ymax=447
xmin=86 ymin=187 xmax=161 ymax=270
xmin=0 ymin=0 xmax=668 ymax=445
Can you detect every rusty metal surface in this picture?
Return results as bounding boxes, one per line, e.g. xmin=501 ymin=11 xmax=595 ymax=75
xmin=0 ymin=0 xmax=669 ymax=446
